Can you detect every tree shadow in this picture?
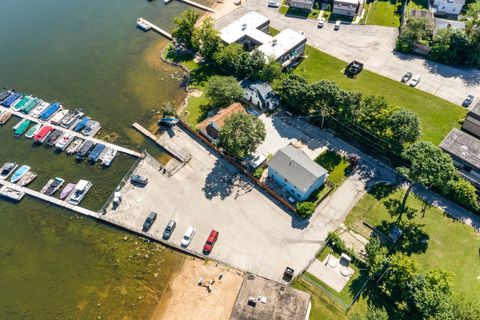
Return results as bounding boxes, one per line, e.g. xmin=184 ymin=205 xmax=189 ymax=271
xmin=285 ymin=7 xmax=310 ymax=19
xmin=368 ymin=182 xmax=398 ymax=200
xmin=314 ymin=150 xmax=342 ymax=171
xmin=377 ymin=220 xmax=429 ymax=255
xmin=202 ymin=158 xmax=237 ymax=200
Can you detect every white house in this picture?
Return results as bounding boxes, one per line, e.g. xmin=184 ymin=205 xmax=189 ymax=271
xmin=433 ymin=0 xmax=465 ymax=16
xmin=333 ymin=0 xmax=359 ymax=16
xmin=289 ymin=0 xmax=314 ymax=11
xmin=268 ymin=144 xmax=328 ymax=201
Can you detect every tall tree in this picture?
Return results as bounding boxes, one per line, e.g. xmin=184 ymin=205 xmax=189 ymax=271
xmin=357 ymin=95 xmax=398 ymax=136
xmin=172 ymin=9 xmax=199 ymax=49
xmin=206 ymin=75 xmax=243 ymax=108
xmin=382 ymin=252 xmax=418 ymax=300
xmin=273 ymin=74 xmax=312 ymax=115
xmin=365 ymin=237 xmax=388 ymax=277
xmin=448 ymin=178 xmax=480 ymax=212
xmin=213 ymin=43 xmax=249 ymax=76
xmin=192 ymin=17 xmax=223 ymax=62
xmin=218 ymin=113 xmax=266 ymax=159
xmin=389 ymin=110 xmax=421 ymax=144
xmin=310 ymin=80 xmax=341 ymax=128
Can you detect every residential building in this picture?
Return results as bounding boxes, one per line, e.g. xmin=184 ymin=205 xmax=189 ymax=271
xmin=440 ymin=128 xmax=480 ymax=189
xmin=268 ymin=144 xmax=328 ymax=201
xmin=289 ymin=0 xmax=314 ymax=11
xmin=218 ymin=12 xmax=307 ymax=67
xmin=462 ymin=102 xmax=480 ymax=138
xmin=432 ymin=0 xmax=465 ymax=17
xmin=230 ymin=273 xmax=311 ymax=320
xmin=434 ymin=17 xmax=465 ymax=34
xmin=197 ymin=103 xmax=247 ymax=142
xmin=240 ymin=80 xmax=279 ymax=110
xmin=333 ymin=0 xmax=359 ymax=17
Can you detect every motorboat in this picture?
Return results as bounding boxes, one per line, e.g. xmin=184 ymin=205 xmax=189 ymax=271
xmin=60 ymin=109 xmax=84 ymax=128
xmin=39 ymin=102 xmax=61 ymax=121
xmin=81 ymin=120 xmax=100 ymax=136
xmin=66 ymin=138 xmax=84 ymax=155
xmin=21 ymin=98 xmax=39 ymax=114
xmin=50 ymin=109 xmax=69 ymax=125
xmin=0 ymin=162 xmax=18 ymax=180
xmin=0 ymin=90 xmax=11 ymax=102
xmin=0 ymin=186 xmax=25 ymax=202
xmin=60 ymin=183 xmax=76 ymax=200
xmin=137 ymin=18 xmax=151 ymax=31
xmin=13 ymin=118 xmax=27 ymax=131
xmin=73 ymin=116 xmax=90 ymax=132
xmin=28 ymin=101 xmax=49 ymax=118
xmin=158 ymin=116 xmax=179 ymax=126
xmin=25 ymin=123 xmax=41 ymax=139
xmin=101 ymin=148 xmax=117 ymax=167
xmin=10 ymin=165 xmax=31 ymax=183
xmin=41 ymin=177 xmax=65 ymax=196
xmin=45 ymin=129 xmax=63 ymax=146
xmin=68 ymin=180 xmax=92 ymax=205
xmin=1 ymin=92 xmax=22 ymax=107
xmin=0 ymin=110 xmax=12 ymax=124
xmin=17 ymin=171 xmax=37 ymax=187
xmin=55 ymin=133 xmax=74 ymax=151
xmin=76 ymin=140 xmax=95 ymax=160
xmin=87 ymin=143 xmax=105 ymax=162
xmin=11 ymin=95 xmax=32 ymax=112
xmin=14 ymin=119 xmax=31 ymax=137
xmin=33 ymin=125 xmax=53 ymax=144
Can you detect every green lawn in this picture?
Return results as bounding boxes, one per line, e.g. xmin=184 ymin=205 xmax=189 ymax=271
xmin=364 ymin=0 xmax=402 ymax=27
xmin=345 ymin=184 xmax=480 ymax=303
xmin=181 ymin=88 xmax=209 ymax=128
xmin=315 ymin=151 xmax=350 ymax=186
xmin=294 ymin=46 xmax=466 ymax=145
xmin=280 ymin=6 xmax=321 ymax=19
xmin=406 ymin=0 xmax=429 ymax=12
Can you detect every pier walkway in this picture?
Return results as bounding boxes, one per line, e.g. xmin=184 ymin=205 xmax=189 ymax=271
xmin=139 ymin=18 xmax=173 ymax=40
xmin=176 ymin=0 xmax=216 ymax=12
xmin=0 ymin=180 xmax=98 ymax=217
xmin=0 ymin=106 xmax=144 ymax=158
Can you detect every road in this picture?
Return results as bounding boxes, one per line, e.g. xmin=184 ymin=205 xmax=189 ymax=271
xmin=217 ymin=2 xmax=480 ymax=106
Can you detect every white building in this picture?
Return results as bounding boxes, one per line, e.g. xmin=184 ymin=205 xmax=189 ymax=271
xmin=333 ymin=0 xmax=359 ymax=16
xmin=433 ymin=0 xmax=465 ymax=16
xmin=289 ymin=0 xmax=314 ymax=11
xmin=219 ymin=12 xmax=307 ymax=67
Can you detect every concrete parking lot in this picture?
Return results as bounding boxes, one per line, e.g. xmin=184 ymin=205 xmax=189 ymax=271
xmin=217 ymin=2 xmax=480 ymax=106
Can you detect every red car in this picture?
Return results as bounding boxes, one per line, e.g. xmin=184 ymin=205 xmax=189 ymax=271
xmin=203 ymin=230 xmax=219 ymax=254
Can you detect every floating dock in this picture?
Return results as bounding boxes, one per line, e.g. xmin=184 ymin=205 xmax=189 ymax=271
xmin=0 ymin=105 xmax=144 ymax=158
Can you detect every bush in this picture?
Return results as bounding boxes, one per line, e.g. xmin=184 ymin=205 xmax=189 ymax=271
xmin=447 ymin=178 xmax=480 ymax=213
xmin=253 ymin=167 xmax=264 ymax=179
xmin=296 ymin=201 xmax=316 ymax=218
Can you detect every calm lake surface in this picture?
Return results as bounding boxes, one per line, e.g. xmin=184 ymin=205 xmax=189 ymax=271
xmin=0 ymin=0 xmax=208 ymax=318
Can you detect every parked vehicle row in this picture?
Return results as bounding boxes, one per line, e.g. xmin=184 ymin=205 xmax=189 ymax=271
xmin=401 ymin=72 xmax=421 ymax=87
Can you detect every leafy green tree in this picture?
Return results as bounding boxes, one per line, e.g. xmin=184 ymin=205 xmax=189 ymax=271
xmin=357 ymin=96 xmax=398 ymax=137
xmin=382 ymin=252 xmax=418 ymax=298
xmin=259 ymin=60 xmax=282 ymax=83
xmin=273 ymin=74 xmax=311 ymax=115
xmin=448 ymin=178 xmax=480 ymax=212
xmin=396 ymin=17 xmax=430 ymax=53
xmin=214 ymin=43 xmax=249 ymax=76
xmin=389 ymin=110 xmax=421 ymax=144
xmin=218 ymin=113 xmax=266 ymax=159
xmin=243 ymin=50 xmax=267 ymax=80
xmin=365 ymin=306 xmax=389 ymax=320
xmin=310 ymin=80 xmax=341 ymax=127
xmin=365 ymin=237 xmax=388 ymax=277
xmin=467 ymin=0 xmax=480 ymax=25
xmin=451 ymin=295 xmax=480 ymax=320
xmin=296 ymin=201 xmax=317 ymax=218
xmin=206 ymin=75 xmax=243 ymax=108
xmin=192 ymin=17 xmax=223 ymax=62
xmin=172 ymin=9 xmax=200 ymax=49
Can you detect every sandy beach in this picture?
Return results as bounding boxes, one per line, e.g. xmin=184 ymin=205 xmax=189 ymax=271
xmin=151 ymin=258 xmax=244 ymax=320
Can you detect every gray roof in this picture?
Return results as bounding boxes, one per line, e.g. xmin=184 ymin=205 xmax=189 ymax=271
xmin=290 ymin=0 xmax=314 ymax=4
xmin=470 ymin=100 xmax=480 ymax=117
xmin=440 ymin=128 xmax=480 ymax=170
xmin=268 ymin=144 xmax=328 ymax=192
xmin=434 ymin=18 xmax=465 ymax=33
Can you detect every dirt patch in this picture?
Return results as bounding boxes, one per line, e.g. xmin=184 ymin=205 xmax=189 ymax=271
xmin=151 ymin=258 xmax=244 ymax=320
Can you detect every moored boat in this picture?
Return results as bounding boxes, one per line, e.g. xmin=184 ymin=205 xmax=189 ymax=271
xmin=55 ymin=133 xmax=74 ymax=151
xmin=73 ymin=116 xmax=90 ymax=132
xmin=0 ymin=90 xmax=11 ymax=102
xmin=10 ymin=165 xmax=31 ymax=183
xmin=14 ymin=119 xmax=31 ymax=137
xmin=82 ymin=120 xmax=100 ymax=136
xmin=137 ymin=18 xmax=151 ymax=31
xmin=60 ymin=183 xmax=76 ymax=200
xmin=11 ymin=95 xmax=32 ymax=112
xmin=50 ymin=109 xmax=69 ymax=125
xmin=45 ymin=129 xmax=63 ymax=146
xmin=25 ymin=123 xmax=41 ymax=139
xmin=60 ymin=108 xmax=84 ymax=128
xmin=0 ymin=162 xmax=18 ymax=180
xmin=88 ymin=143 xmax=105 ymax=162
xmin=66 ymin=137 xmax=84 ymax=155
xmin=0 ymin=186 xmax=25 ymax=202
xmin=17 ymin=171 xmax=37 ymax=187
xmin=68 ymin=180 xmax=92 ymax=205
xmin=39 ymin=102 xmax=61 ymax=121
xmin=1 ymin=92 xmax=22 ymax=107
xmin=29 ymin=101 xmax=49 ymax=118
xmin=12 ymin=118 xmax=27 ymax=131
xmin=76 ymin=140 xmax=95 ymax=160
xmin=21 ymin=98 xmax=39 ymax=114
xmin=101 ymin=148 xmax=117 ymax=167
xmin=0 ymin=110 xmax=13 ymax=124
xmin=33 ymin=125 xmax=53 ymax=144
xmin=41 ymin=177 xmax=65 ymax=196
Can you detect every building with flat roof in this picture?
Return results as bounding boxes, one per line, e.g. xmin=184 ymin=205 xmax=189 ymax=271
xmin=440 ymin=128 xmax=480 ymax=189
xmin=197 ymin=103 xmax=247 ymax=142
xmin=433 ymin=0 xmax=465 ymax=16
xmin=289 ymin=0 xmax=315 ymax=11
xmin=268 ymin=144 xmax=328 ymax=201
xmin=462 ymin=101 xmax=480 ymax=139
xmin=333 ymin=0 xmax=359 ymax=16
xmin=258 ymin=28 xmax=307 ymax=67
xmin=230 ymin=273 xmax=311 ymax=320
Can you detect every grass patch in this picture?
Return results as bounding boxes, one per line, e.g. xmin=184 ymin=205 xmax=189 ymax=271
xmin=345 ymin=183 xmax=480 ymax=303
xmin=406 ymin=0 xmax=429 ymax=12
xmin=164 ymin=46 xmax=199 ymax=71
xmin=315 ymin=151 xmax=350 ymax=186
xmin=364 ymin=0 xmax=402 ymax=27
xmin=181 ymin=87 xmax=209 ymax=128
xmin=278 ymin=5 xmax=289 ymax=15
xmin=294 ymin=46 xmax=466 ymax=145
xmin=280 ymin=6 xmax=321 ymax=19
xmin=269 ymin=26 xmax=280 ymax=36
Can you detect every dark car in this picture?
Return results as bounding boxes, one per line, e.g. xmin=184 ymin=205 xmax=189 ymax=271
xmin=344 ymin=60 xmax=364 ymax=78
xmin=283 ymin=267 xmax=294 ymax=282
xmin=203 ymin=229 xmax=219 ymax=254
xmin=162 ymin=220 xmax=176 ymax=240
xmin=462 ymin=95 xmax=475 ymax=107
xmin=143 ymin=212 xmax=157 ymax=231
xmin=401 ymin=72 xmax=413 ymax=83
xmin=130 ymin=174 xmax=148 ymax=186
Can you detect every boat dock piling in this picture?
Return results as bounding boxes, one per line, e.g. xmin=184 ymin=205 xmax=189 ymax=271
xmin=0 ymin=106 xmax=144 ymax=159
xmin=139 ymin=18 xmax=173 ymax=40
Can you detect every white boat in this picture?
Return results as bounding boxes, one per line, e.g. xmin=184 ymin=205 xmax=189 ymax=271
xmin=137 ymin=18 xmax=151 ymax=31
xmin=17 ymin=171 xmax=37 ymax=187
xmin=68 ymin=180 xmax=92 ymax=205
xmin=12 ymin=118 xmax=28 ymax=131
xmin=55 ymin=133 xmax=75 ymax=151
xmin=66 ymin=137 xmax=83 ymax=155
xmin=0 ymin=162 xmax=18 ymax=180
xmin=101 ymin=148 xmax=117 ymax=167
xmin=25 ymin=123 xmax=42 ymax=139
xmin=50 ymin=109 xmax=69 ymax=125
xmin=41 ymin=177 xmax=65 ymax=196
xmin=60 ymin=109 xmax=84 ymax=128
xmin=81 ymin=120 xmax=101 ymax=136
xmin=28 ymin=101 xmax=49 ymax=118
xmin=0 ymin=186 xmax=25 ymax=202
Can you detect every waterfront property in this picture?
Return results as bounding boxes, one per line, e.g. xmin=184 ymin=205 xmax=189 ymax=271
xmin=240 ymin=80 xmax=279 ymax=111
xmin=432 ymin=0 xmax=465 ymax=17
xmin=268 ymin=144 xmax=328 ymax=201
xmin=197 ymin=103 xmax=247 ymax=142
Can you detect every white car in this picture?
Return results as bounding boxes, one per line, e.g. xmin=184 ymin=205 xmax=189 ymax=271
xmin=318 ymin=18 xmax=325 ymax=28
xmin=181 ymin=226 xmax=195 ymax=247
xmin=268 ymin=0 xmax=280 ymax=7
xmin=409 ymin=75 xmax=421 ymax=87
xmin=334 ymin=20 xmax=341 ymax=30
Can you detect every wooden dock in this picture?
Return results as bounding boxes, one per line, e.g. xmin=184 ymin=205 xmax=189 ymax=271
xmin=139 ymin=18 xmax=173 ymax=40
xmin=0 ymin=106 xmax=144 ymax=158
xmin=176 ymin=0 xmax=216 ymax=12
xmin=0 ymin=180 xmax=98 ymax=218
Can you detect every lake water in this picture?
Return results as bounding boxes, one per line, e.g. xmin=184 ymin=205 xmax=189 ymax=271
xmin=0 ymin=0 xmax=208 ymax=318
